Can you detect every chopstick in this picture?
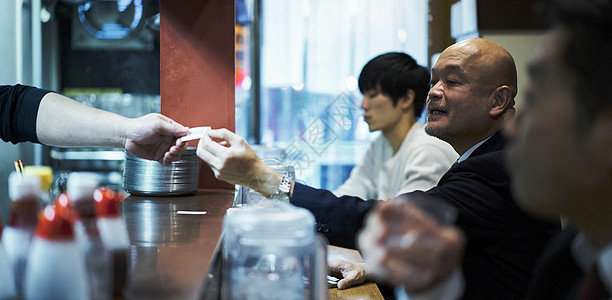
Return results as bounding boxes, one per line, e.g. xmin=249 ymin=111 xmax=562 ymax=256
xmin=14 ymin=159 xmax=24 ymax=173
xmin=176 ymin=210 xmax=208 ymax=215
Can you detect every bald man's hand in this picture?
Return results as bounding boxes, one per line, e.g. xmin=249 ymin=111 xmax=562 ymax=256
xmin=196 ymin=128 xmax=283 ymax=196
xmin=328 ymin=259 xmax=366 ymax=290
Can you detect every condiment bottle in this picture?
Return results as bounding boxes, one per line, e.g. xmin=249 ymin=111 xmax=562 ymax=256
xmin=2 ymin=172 xmax=40 ymax=297
xmin=0 ymin=219 xmax=17 ymax=299
xmin=95 ymin=187 xmax=130 ymax=298
xmin=24 ymin=205 xmax=88 ymax=300
xmin=23 ymin=166 xmax=54 ymax=206
xmin=67 ymin=172 xmax=111 ymax=300
xmin=54 ymin=192 xmax=73 ymax=222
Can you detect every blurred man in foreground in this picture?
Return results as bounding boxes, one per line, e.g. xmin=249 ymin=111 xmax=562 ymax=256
xmin=359 ymin=0 xmax=612 ymax=298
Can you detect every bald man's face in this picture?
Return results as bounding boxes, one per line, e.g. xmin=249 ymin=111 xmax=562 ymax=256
xmin=425 ymin=41 xmax=500 ymax=153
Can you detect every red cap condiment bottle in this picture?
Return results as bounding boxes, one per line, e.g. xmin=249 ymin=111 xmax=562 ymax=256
xmin=24 ymin=205 xmax=88 ymax=299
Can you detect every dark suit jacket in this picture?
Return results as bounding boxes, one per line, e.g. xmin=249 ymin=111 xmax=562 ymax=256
xmin=527 ymin=229 xmax=584 ymax=299
xmin=291 ymin=132 xmax=560 ymax=299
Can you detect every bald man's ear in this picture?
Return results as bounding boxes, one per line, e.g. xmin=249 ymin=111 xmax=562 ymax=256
xmin=490 ymin=85 xmax=514 ymax=118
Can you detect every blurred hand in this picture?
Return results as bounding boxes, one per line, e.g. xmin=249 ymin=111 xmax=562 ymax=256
xmin=358 ymin=200 xmax=465 ymax=292
xmin=196 ymin=128 xmax=281 ymax=196
xmin=328 ymin=259 xmax=366 ymax=290
xmin=123 ymin=113 xmax=189 ymax=165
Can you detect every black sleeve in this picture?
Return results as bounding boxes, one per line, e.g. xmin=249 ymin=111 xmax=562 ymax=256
xmin=419 ymin=151 xmax=557 ymax=249
xmin=290 ymin=182 xmax=379 ymax=249
xmin=416 ymin=151 xmax=560 ymax=299
xmin=0 ymin=84 xmax=51 ymax=144
xmin=288 ymin=151 xmax=520 ymax=250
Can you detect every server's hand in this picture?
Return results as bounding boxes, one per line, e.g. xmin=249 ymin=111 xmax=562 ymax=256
xmin=123 ymin=113 xmax=189 ymax=165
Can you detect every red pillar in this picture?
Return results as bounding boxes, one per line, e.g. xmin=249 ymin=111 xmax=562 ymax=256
xmin=160 ymin=0 xmax=235 ymax=190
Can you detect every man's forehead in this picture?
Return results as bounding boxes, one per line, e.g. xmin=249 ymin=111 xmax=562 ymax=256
xmin=432 ymin=63 xmax=463 ymax=75
xmin=432 ymin=46 xmax=480 ymax=75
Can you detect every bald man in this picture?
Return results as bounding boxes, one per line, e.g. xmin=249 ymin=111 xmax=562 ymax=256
xmin=425 ymin=38 xmax=517 ymax=154
xmin=196 ymin=38 xmax=560 ymax=298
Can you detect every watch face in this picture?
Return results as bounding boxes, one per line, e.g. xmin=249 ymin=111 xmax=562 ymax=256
xmin=279 ymin=176 xmax=292 ymax=194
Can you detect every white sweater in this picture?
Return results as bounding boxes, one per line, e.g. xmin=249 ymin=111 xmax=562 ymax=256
xmin=333 ymin=122 xmax=457 ymax=200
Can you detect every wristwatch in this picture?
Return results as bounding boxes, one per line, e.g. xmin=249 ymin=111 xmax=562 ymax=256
xmin=271 ymin=176 xmax=292 ymax=202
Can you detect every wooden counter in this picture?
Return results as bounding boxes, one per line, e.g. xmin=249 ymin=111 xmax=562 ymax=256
xmin=120 ymin=190 xmax=383 ymax=299
xmin=329 ymin=283 xmax=384 ymax=300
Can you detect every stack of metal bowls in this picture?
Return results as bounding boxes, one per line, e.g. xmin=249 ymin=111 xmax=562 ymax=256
xmin=123 ymin=147 xmax=200 ymax=196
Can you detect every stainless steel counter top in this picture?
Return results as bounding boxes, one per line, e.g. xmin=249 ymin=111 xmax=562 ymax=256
xmin=117 ymin=189 xmax=382 ymax=300
xmin=120 ymin=189 xmax=234 ymax=299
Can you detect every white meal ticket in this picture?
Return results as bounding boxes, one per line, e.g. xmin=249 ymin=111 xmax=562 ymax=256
xmin=180 ymin=126 xmax=211 ymax=142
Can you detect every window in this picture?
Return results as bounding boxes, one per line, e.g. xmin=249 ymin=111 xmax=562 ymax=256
xmin=236 ymin=0 xmax=428 ymax=189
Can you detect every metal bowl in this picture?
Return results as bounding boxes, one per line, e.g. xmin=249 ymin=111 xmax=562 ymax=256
xmin=123 ymin=148 xmax=200 ymax=196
